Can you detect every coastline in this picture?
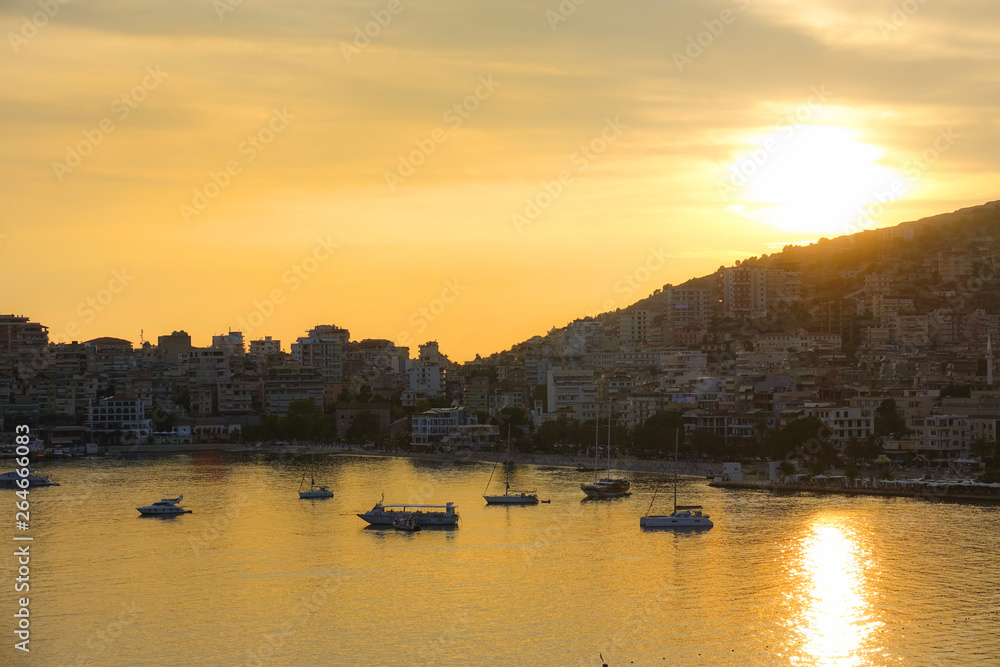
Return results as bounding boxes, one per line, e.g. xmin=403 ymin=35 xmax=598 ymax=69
xmin=710 ymin=479 xmax=1000 ymax=503
xmin=75 ymin=442 xmax=724 ymax=476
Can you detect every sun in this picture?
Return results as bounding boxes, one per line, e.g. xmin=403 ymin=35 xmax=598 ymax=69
xmin=721 ymin=125 xmax=906 ymax=236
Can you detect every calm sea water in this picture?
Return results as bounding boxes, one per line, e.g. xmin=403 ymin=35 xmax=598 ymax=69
xmin=3 ymin=453 xmax=999 ymax=666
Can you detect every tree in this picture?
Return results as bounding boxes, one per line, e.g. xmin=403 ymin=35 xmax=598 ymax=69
xmin=346 ymin=411 xmax=381 ymax=443
xmin=874 ymin=399 xmax=907 ymax=436
xmin=971 ymin=436 xmax=997 ymax=463
xmin=632 ymin=412 xmax=684 ymax=457
xmin=778 ymin=460 xmax=796 ymax=477
xmin=689 ymin=429 xmax=726 ymax=459
xmin=767 ymin=416 xmax=831 ymax=461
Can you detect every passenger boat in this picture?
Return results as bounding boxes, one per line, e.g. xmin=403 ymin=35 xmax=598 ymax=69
xmin=581 ymin=406 xmax=631 ymax=499
xmin=357 ymin=496 xmax=459 ymax=527
xmin=136 ymin=495 xmax=191 ymax=516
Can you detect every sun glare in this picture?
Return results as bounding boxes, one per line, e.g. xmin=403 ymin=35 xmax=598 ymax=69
xmin=723 ymin=125 xmax=906 ymax=236
xmin=789 ymin=517 xmax=883 ymax=665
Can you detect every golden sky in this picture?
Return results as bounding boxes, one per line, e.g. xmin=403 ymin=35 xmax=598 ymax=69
xmin=2 ymin=0 xmax=998 ymax=360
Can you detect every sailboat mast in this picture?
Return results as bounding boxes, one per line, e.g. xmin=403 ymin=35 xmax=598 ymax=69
xmin=673 ymin=428 xmax=679 ymax=513
xmin=593 ymin=408 xmax=599 ymax=482
xmin=606 ymin=404 xmax=612 ymax=473
xmin=505 ymin=425 xmax=511 ymax=495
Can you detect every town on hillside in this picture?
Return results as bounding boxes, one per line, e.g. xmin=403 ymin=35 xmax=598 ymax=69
xmin=3 ymin=202 xmax=1000 ymax=483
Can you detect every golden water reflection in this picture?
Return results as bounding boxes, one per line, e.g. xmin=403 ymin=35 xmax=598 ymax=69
xmin=789 ymin=516 xmax=883 ymax=666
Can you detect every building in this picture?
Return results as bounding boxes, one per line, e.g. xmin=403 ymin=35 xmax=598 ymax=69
xmin=292 ymin=325 xmax=351 ymax=383
xmin=665 ymin=287 xmax=713 ymax=328
xmin=797 ymin=403 xmax=874 ymax=445
xmin=249 ymin=336 xmax=282 ymax=358
xmin=157 ymin=330 xmax=192 ymax=362
xmin=619 ymin=310 xmax=654 ymax=343
xmin=722 ymin=266 xmax=767 ymax=319
xmin=212 ymin=331 xmax=245 ymax=356
xmin=87 ymin=395 xmax=152 ymax=445
xmin=263 ymin=364 xmax=324 ymax=417
xmin=217 ymin=377 xmax=260 ymax=415
xmin=463 ymin=376 xmax=490 ymax=414
xmin=410 ymin=407 xmax=498 ymax=449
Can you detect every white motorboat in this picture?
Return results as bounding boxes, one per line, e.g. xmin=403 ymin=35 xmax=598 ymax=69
xmin=357 ymin=496 xmax=459 ymax=527
xmin=484 ymin=428 xmax=543 ymax=505
xmin=0 ymin=470 xmax=59 ymax=488
xmin=581 ymin=406 xmax=631 ymax=499
xmin=641 ymin=430 xmax=712 ymax=529
xmin=136 ymin=495 xmax=191 ymax=516
xmin=298 ymin=472 xmax=334 ymax=499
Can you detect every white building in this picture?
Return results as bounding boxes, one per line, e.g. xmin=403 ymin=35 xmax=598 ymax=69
xmin=410 ymin=407 xmax=498 ymax=449
xmin=292 ymin=325 xmax=350 ymax=383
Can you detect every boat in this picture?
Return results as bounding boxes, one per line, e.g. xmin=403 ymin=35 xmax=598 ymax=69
xmin=0 ymin=470 xmax=59 ymax=488
xmin=576 ymin=464 xmax=596 ymax=472
xmin=298 ymin=470 xmax=334 ymax=499
xmin=484 ymin=428 xmax=543 ymax=505
xmin=581 ymin=406 xmax=631 ymax=499
xmin=136 ymin=495 xmax=191 ymax=516
xmin=640 ymin=430 xmax=713 ymax=529
xmin=357 ymin=496 xmax=459 ymax=527
xmin=392 ymin=515 xmax=421 ymax=532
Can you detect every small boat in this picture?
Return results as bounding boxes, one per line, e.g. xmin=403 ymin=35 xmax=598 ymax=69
xmin=0 ymin=471 xmax=59 ymax=488
xmin=357 ymin=496 xmax=459 ymax=527
xmin=298 ymin=471 xmax=334 ymax=499
xmin=641 ymin=430 xmax=712 ymax=529
xmin=484 ymin=428 xmax=544 ymax=505
xmin=392 ymin=515 xmax=421 ymax=532
xmin=581 ymin=406 xmax=630 ymax=499
xmin=136 ymin=495 xmax=191 ymax=516
xmin=576 ymin=464 xmax=596 ymax=472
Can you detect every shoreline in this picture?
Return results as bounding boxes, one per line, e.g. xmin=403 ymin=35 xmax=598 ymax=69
xmin=48 ymin=442 xmax=724 ymax=477
xmin=710 ymin=480 xmax=1000 ymax=503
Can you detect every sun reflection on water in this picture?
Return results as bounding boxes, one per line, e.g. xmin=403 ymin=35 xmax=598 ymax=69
xmin=789 ymin=516 xmax=883 ymax=666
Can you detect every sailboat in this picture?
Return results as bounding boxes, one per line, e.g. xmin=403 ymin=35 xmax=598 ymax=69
xmin=298 ymin=459 xmax=334 ymax=499
xmin=580 ymin=405 xmax=631 ymax=499
xmin=484 ymin=427 xmax=542 ymax=505
xmin=640 ymin=429 xmax=712 ymax=528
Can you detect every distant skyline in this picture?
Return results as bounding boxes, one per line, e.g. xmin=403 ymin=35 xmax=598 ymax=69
xmin=2 ymin=1 xmax=998 ymax=361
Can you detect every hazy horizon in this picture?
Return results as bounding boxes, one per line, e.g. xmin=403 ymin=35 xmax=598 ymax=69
xmin=3 ymin=0 xmax=999 ymax=361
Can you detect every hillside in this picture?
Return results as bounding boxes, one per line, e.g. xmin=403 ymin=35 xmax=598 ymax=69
xmin=497 ymin=199 xmax=1000 ymax=358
